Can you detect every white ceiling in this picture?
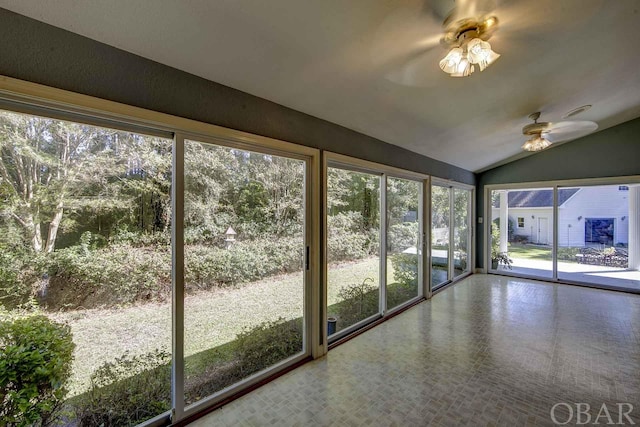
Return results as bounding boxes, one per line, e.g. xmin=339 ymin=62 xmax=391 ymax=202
xmin=2 ymin=0 xmax=640 ymax=172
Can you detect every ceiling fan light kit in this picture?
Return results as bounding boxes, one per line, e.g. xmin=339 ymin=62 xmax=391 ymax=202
xmin=439 ymin=16 xmax=500 ymax=77
xmin=520 ymin=112 xmax=598 ymax=152
xmin=522 ymin=136 xmax=552 ymax=151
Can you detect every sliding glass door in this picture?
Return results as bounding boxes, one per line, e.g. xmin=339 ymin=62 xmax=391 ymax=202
xmin=489 ymin=187 xmax=554 ymax=278
xmin=454 ymin=188 xmax=471 ymax=278
xmin=0 ymin=109 xmax=173 ymax=426
xmin=431 ymin=184 xmax=450 ymax=287
xmin=386 ymin=177 xmax=422 ymax=310
xmin=325 ymin=157 xmax=427 ymax=341
xmin=182 ymin=139 xmax=309 ymax=408
xmin=432 ymin=183 xmax=473 ymax=289
xmin=488 ymin=182 xmax=639 ymax=293
xmin=326 ymin=167 xmax=381 ymax=336
xmin=557 ymin=184 xmax=639 ymax=291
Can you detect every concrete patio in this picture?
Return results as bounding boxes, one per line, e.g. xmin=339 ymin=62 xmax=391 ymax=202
xmin=495 ymin=257 xmax=640 ymax=291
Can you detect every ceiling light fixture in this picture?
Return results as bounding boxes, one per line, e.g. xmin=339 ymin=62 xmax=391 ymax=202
xmin=522 ymin=136 xmax=551 ymax=151
xmin=522 ymin=112 xmax=552 ymax=152
xmin=439 ymin=16 xmax=500 ymax=78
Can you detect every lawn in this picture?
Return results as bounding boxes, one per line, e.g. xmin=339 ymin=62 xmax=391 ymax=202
xmin=507 ymin=243 xmax=583 ymax=263
xmin=507 ymin=243 xmax=552 ymax=260
xmin=48 ymin=256 xmax=384 ymax=396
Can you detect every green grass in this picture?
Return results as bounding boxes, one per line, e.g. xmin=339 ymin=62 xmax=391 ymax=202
xmin=46 ymin=257 xmax=383 ymax=397
xmin=507 ymin=243 xmax=552 ymax=260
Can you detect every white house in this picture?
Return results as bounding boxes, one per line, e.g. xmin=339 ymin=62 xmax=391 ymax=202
xmin=491 ymin=186 xmax=630 ymax=247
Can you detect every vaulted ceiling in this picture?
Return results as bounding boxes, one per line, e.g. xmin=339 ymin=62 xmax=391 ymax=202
xmin=1 ymin=0 xmax=639 ymax=172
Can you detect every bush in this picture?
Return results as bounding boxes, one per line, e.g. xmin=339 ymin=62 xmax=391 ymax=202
xmin=390 ymin=253 xmax=418 ymax=287
xmin=388 ymin=254 xmax=419 ymax=307
xmin=557 ymin=247 xmax=580 ymax=261
xmin=0 ymin=314 xmax=75 ymax=426
xmin=327 ymin=212 xmax=378 ymax=263
xmin=185 ymin=237 xmax=302 ymax=290
xmin=73 ymin=350 xmax=171 ymax=427
xmin=45 ymin=243 xmax=171 ymax=309
xmin=332 ymin=278 xmax=379 ymax=329
xmin=387 ymin=223 xmax=418 ymax=253
xmin=110 ymin=229 xmax=170 ymax=247
xmin=234 ymin=317 xmax=303 ymax=377
xmin=39 ymin=234 xmax=304 ymax=309
xmin=387 ymin=281 xmax=418 ymax=308
xmin=511 ymin=234 xmax=529 ymax=244
xmin=0 ymin=249 xmax=45 ymax=309
xmin=184 ymin=317 xmax=303 ymax=403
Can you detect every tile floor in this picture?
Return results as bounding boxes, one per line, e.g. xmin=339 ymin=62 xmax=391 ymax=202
xmin=189 ymin=275 xmax=640 ymax=426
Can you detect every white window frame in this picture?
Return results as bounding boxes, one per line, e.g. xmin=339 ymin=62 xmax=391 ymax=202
xmin=431 ymin=178 xmax=475 ymax=290
xmin=323 ymin=152 xmax=430 ymax=344
xmin=485 ymin=177 xmax=640 ymax=293
xmin=0 ymin=76 xmax=321 ymax=426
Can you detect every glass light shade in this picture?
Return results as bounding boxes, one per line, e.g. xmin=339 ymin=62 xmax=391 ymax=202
xmin=522 ymin=136 xmax=552 ymax=151
xmin=450 ymin=56 xmax=474 ymax=77
xmin=439 ymin=47 xmax=463 ymax=74
xmin=467 ymin=38 xmax=500 ymax=71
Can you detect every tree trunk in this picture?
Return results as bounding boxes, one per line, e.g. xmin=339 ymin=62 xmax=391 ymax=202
xmin=29 ymin=216 xmax=43 ymax=252
xmin=45 ymin=198 xmax=65 ymax=253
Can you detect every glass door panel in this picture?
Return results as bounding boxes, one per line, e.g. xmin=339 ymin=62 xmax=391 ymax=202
xmin=431 ymin=185 xmax=450 ymax=287
xmin=557 ymin=184 xmax=639 ymax=291
xmin=490 ymin=188 xmax=554 ymax=278
xmin=183 ymin=140 xmax=306 ymax=405
xmin=0 ymin=109 xmax=172 ymax=426
xmin=386 ymin=177 xmax=422 ymax=310
xmin=454 ymin=188 xmax=471 ymax=278
xmin=326 ymin=167 xmax=381 ymax=336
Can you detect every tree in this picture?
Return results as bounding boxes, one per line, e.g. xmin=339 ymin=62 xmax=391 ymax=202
xmin=0 ymin=111 xmax=171 ymax=253
xmin=327 ymin=168 xmax=380 ymax=231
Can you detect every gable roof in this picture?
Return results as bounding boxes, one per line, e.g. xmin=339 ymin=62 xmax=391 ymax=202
xmin=493 ymin=189 xmax=579 ymax=208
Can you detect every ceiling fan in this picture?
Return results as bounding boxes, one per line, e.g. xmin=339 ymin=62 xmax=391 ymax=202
xmin=521 ymin=112 xmax=598 ymax=152
xmin=375 ymin=0 xmax=603 ymax=86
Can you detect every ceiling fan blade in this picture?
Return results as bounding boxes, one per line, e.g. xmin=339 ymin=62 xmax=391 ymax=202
xmin=497 ymin=0 xmax=605 ymax=40
xmin=444 ymin=0 xmax=498 ymax=23
xmin=385 ymin=47 xmax=444 ymax=86
xmin=370 ymin=3 xmax=443 ymax=69
xmin=542 ymin=121 xmax=598 ymax=143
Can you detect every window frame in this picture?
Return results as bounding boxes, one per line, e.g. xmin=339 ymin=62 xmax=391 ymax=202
xmin=323 ymin=152 xmax=430 ymax=344
xmin=485 ymin=178 xmax=640 ymax=294
xmin=0 ymin=76 xmax=321 ymax=426
xmin=430 ymin=178 xmax=475 ymax=291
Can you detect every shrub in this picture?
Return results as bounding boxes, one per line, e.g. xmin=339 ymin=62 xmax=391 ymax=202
xmin=387 ymin=223 xmax=418 ymax=253
xmin=40 ymin=235 xmax=304 ymax=309
xmin=185 ymin=237 xmax=302 ymax=290
xmin=45 ymin=243 xmax=171 ymax=309
xmin=390 ymin=253 xmax=418 ymax=287
xmin=110 ymin=229 xmax=170 ymax=247
xmin=327 ymin=212 xmax=378 ymax=263
xmin=184 ymin=318 xmax=303 ymax=403
xmin=73 ymin=350 xmax=171 ymax=427
xmin=511 ymin=234 xmax=529 ymax=244
xmin=0 ymin=249 xmax=45 ymax=309
xmin=557 ymin=247 xmax=580 ymax=261
xmin=333 ymin=278 xmax=379 ymax=329
xmin=387 ymin=281 xmax=418 ymax=308
xmin=234 ymin=317 xmax=303 ymax=377
xmin=0 ymin=314 xmax=75 ymax=426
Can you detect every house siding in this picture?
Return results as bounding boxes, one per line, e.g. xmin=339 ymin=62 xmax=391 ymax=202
xmin=559 ymin=186 xmax=629 ymax=247
xmin=491 ymin=186 xmax=630 ymax=248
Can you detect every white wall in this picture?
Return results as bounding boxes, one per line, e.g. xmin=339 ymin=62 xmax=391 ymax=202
xmin=559 ymin=186 xmax=629 ymax=247
xmin=491 ymin=207 xmax=552 ymax=244
xmin=491 ymin=186 xmax=630 ymax=247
